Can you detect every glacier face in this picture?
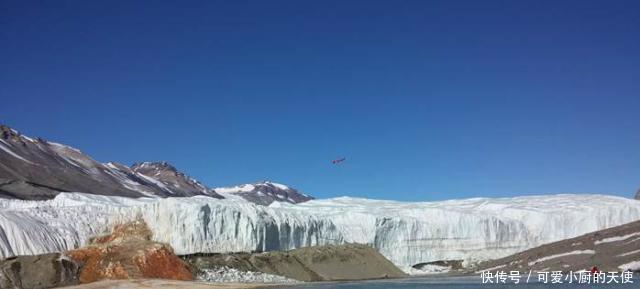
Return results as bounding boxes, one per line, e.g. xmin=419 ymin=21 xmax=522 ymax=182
xmin=0 ymin=193 xmax=343 ymax=259
xmin=1 ymin=193 xmax=640 ymax=272
xmin=277 ymin=195 xmax=640 ymax=268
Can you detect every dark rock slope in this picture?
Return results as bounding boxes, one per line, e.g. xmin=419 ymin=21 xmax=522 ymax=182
xmin=1 ymin=125 xmax=145 ymax=199
xmin=0 ymin=125 xmax=221 ymax=199
xmin=472 ymin=219 xmax=640 ymax=273
xmin=129 ymin=161 xmax=222 ymax=198
xmin=183 ymin=244 xmax=407 ymax=282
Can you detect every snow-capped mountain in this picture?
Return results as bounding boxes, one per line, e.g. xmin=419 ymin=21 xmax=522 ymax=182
xmin=1 ymin=192 xmax=640 ymax=272
xmin=214 ymin=181 xmax=314 ymax=205
xmin=0 ymin=125 xmax=308 ymax=202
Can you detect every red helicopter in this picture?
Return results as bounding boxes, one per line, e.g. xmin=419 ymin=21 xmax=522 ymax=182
xmin=332 ymin=157 xmax=346 ymax=164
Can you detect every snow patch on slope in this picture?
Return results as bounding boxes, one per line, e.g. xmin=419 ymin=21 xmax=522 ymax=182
xmin=619 ymin=261 xmax=640 ymax=271
xmin=594 ymin=232 xmax=640 ymax=245
xmin=214 ymin=184 xmax=255 ymax=194
xmin=0 ymin=139 xmax=34 ymax=164
xmin=617 ymin=249 xmax=640 ymax=257
xmin=527 ymin=250 xmax=595 ymax=266
xmin=270 ymin=183 xmax=289 ymax=190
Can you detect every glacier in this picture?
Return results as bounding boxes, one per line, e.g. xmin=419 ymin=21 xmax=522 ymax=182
xmin=1 ymin=192 xmax=640 ymax=272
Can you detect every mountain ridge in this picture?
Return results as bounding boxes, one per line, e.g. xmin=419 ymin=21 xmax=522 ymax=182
xmin=0 ymin=124 xmax=311 ymax=204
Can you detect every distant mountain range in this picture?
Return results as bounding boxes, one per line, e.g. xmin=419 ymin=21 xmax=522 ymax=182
xmin=0 ymin=125 xmax=313 ymax=205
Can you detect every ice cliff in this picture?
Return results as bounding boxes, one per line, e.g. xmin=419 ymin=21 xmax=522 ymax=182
xmin=1 ymin=193 xmax=640 ymax=271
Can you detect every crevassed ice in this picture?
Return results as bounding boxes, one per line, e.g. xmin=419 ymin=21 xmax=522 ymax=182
xmin=1 ymin=193 xmax=640 ymax=271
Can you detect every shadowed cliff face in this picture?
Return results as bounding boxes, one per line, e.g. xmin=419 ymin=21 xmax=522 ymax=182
xmin=635 ymin=188 xmax=640 ymax=200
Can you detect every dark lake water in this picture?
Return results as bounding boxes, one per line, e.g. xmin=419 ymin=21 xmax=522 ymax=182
xmin=283 ymin=276 xmax=640 ymax=289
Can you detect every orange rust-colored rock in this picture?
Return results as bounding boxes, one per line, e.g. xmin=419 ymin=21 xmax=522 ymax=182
xmin=135 ymin=245 xmax=193 ymax=280
xmin=65 ymin=220 xmax=193 ymax=284
xmin=90 ymin=220 xmax=153 ymax=244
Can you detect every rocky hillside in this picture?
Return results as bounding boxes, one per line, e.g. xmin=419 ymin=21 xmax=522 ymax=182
xmin=472 ymin=219 xmax=640 ymax=273
xmin=1 ymin=125 xmax=141 ymax=199
xmin=636 ymin=188 xmax=640 ymax=200
xmin=0 ymin=125 xmax=216 ymax=199
xmin=130 ymin=162 xmax=221 ymax=198
xmin=0 ymin=125 xmax=311 ymax=204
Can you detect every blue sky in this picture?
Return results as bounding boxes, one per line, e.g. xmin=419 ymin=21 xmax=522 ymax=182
xmin=1 ymin=1 xmax=639 ymax=201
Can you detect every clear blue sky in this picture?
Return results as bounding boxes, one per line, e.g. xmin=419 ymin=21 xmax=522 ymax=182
xmin=1 ymin=1 xmax=639 ymax=201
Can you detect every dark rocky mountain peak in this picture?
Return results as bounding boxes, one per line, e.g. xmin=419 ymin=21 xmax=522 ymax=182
xmin=131 ymin=161 xmax=222 ymax=198
xmin=214 ymin=181 xmax=314 ymax=205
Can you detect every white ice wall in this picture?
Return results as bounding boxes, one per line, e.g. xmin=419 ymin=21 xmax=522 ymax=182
xmin=281 ymin=195 xmax=640 ymax=267
xmin=1 ymin=193 xmax=639 ymax=271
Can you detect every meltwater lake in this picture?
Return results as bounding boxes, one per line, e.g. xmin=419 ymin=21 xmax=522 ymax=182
xmin=282 ymin=276 xmax=640 ymax=289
